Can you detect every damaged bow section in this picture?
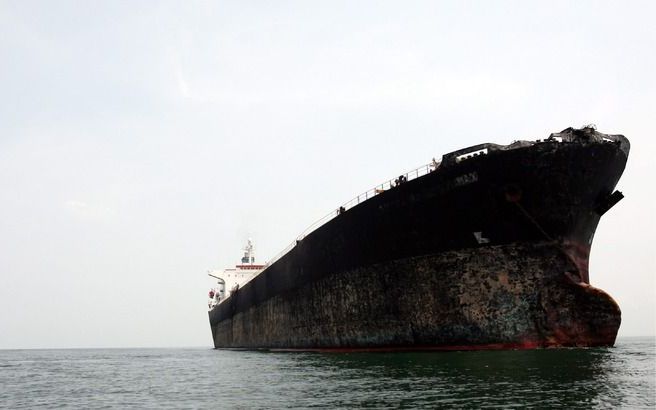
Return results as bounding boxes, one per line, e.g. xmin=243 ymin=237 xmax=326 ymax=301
xmin=209 ymin=127 xmax=629 ymax=350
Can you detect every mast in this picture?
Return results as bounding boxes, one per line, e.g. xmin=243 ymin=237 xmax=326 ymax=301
xmin=241 ymin=238 xmax=255 ymax=264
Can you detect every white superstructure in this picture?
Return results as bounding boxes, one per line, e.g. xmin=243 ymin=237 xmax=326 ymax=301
xmin=207 ymin=239 xmax=265 ymax=310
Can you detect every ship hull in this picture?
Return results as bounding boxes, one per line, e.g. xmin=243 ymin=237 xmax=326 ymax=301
xmin=213 ymin=242 xmax=620 ymax=349
xmin=210 ymin=128 xmax=629 ymax=349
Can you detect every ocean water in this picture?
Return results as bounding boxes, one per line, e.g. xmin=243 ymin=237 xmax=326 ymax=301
xmin=1 ymin=338 xmax=654 ymax=409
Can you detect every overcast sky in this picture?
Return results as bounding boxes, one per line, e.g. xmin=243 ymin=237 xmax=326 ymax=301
xmin=1 ymin=1 xmax=654 ymax=349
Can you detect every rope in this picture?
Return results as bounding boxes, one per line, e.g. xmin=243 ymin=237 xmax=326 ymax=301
xmin=513 ymin=202 xmax=554 ymax=241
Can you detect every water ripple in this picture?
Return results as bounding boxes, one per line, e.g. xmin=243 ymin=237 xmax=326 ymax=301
xmin=0 ymin=338 xmax=653 ymax=409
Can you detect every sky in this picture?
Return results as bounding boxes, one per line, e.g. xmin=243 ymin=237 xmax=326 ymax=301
xmin=0 ymin=1 xmax=654 ymax=349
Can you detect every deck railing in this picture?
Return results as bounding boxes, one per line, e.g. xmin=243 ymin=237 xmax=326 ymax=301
xmin=264 ymin=160 xmax=438 ymax=269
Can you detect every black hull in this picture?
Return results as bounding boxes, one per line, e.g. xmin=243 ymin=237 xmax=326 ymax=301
xmin=209 ymin=128 xmax=629 ymax=349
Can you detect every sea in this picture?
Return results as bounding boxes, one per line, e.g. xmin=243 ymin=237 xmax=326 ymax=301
xmin=1 ymin=337 xmax=654 ymax=409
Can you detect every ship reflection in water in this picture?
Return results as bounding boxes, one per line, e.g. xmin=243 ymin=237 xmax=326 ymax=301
xmin=288 ymin=349 xmax=623 ymax=408
xmin=208 ymin=337 xmax=653 ymax=408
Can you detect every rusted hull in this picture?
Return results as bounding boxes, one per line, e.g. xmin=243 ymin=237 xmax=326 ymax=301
xmin=211 ymin=242 xmax=620 ymax=349
xmin=210 ymin=128 xmax=628 ymax=350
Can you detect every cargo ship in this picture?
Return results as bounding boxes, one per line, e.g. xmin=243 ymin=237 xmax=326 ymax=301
xmin=208 ymin=127 xmax=629 ymax=350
